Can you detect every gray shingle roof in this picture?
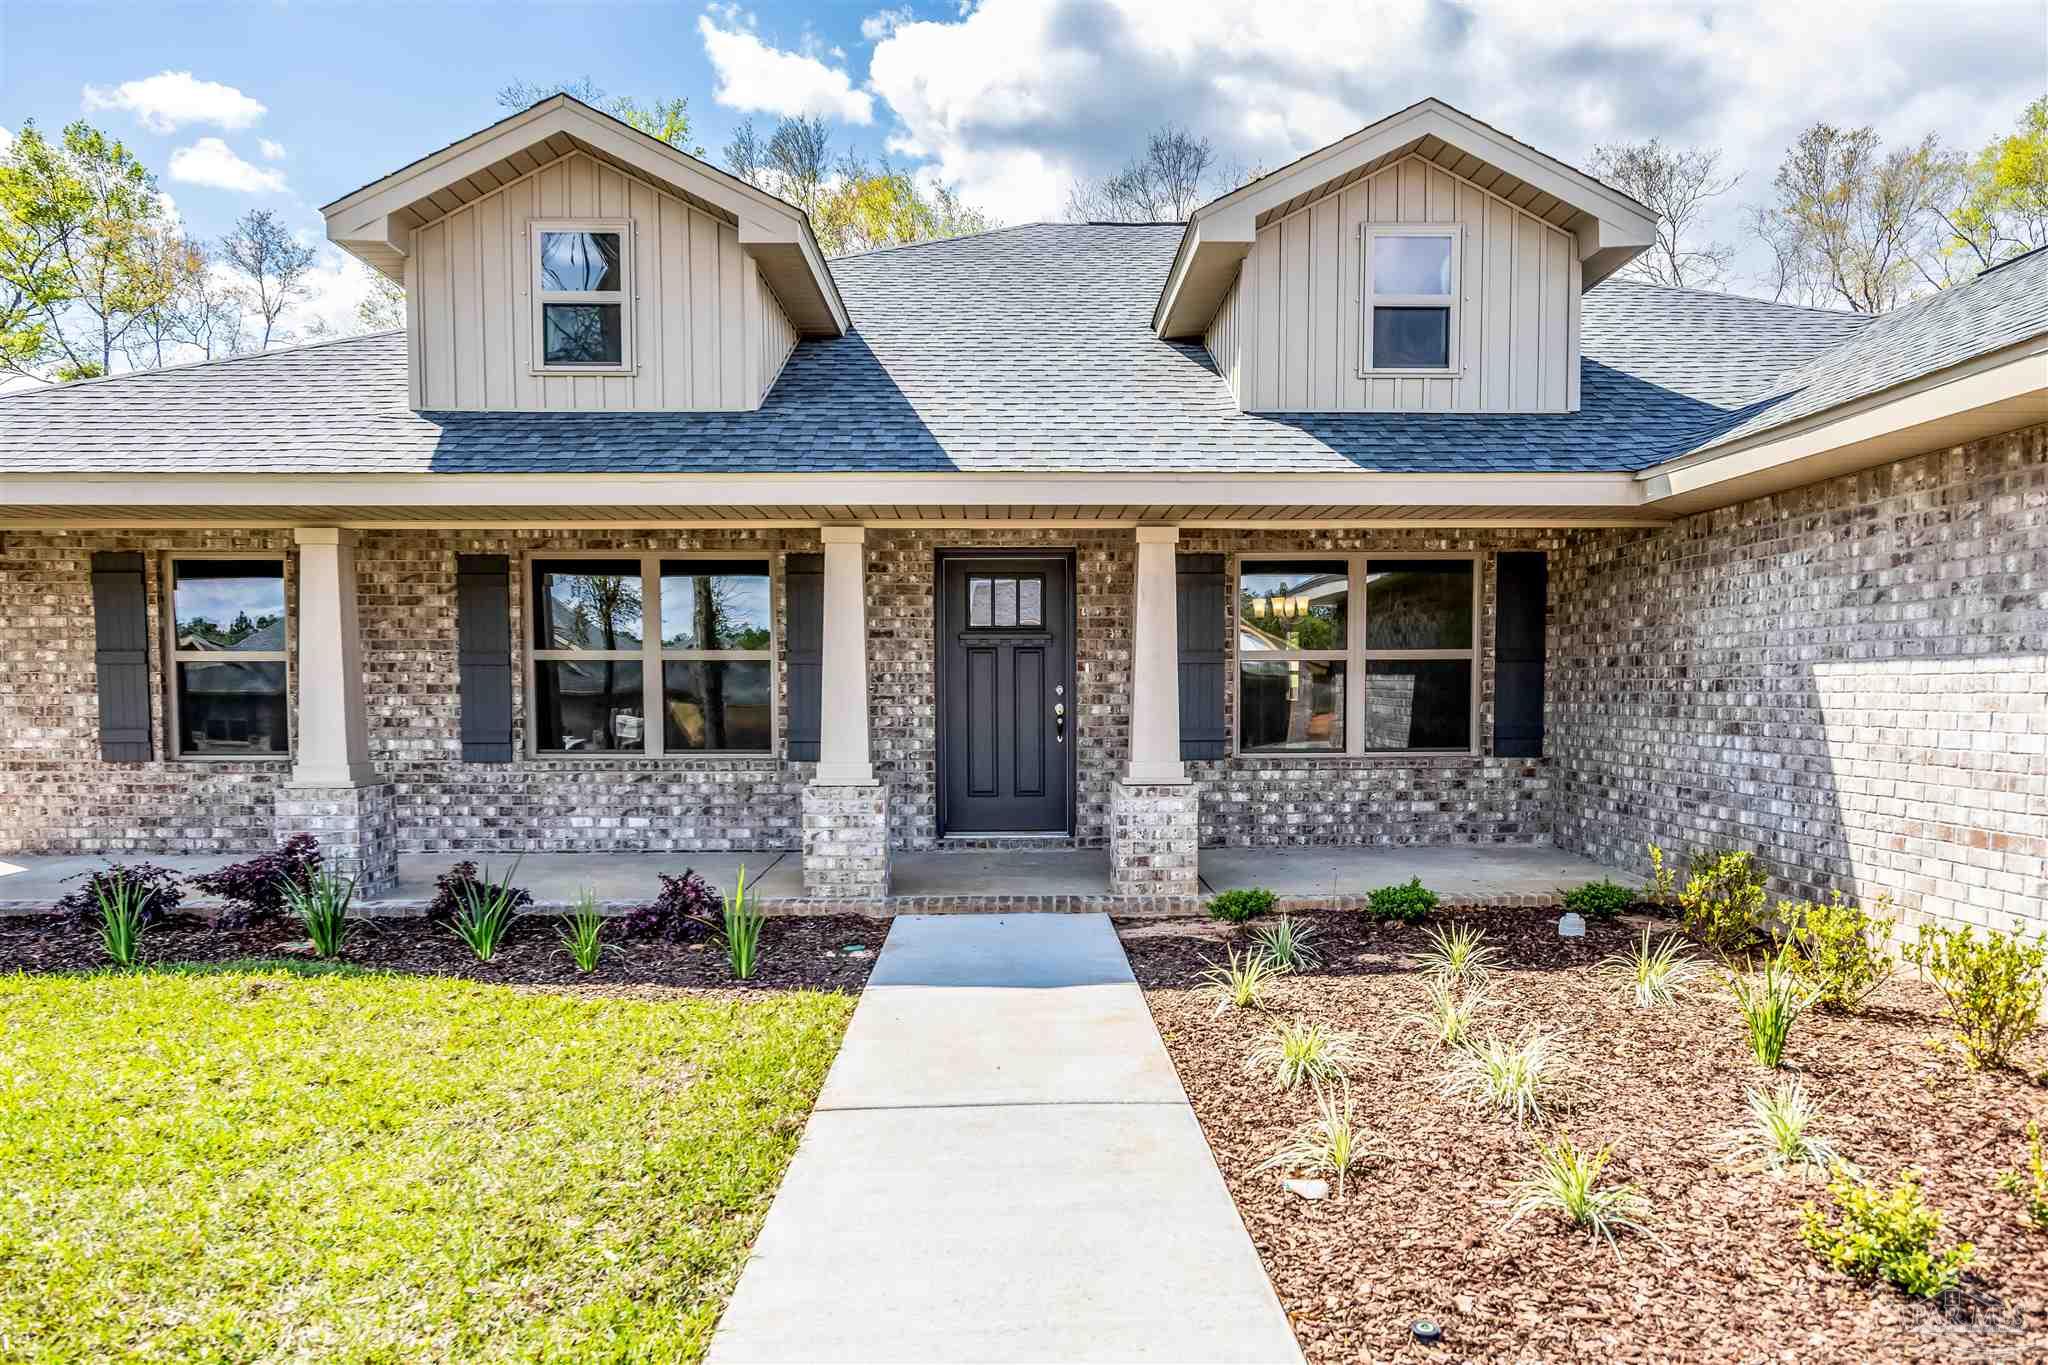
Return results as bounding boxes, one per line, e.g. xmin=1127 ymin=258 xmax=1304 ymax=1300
xmin=2 ymin=225 xmax=2039 ymax=478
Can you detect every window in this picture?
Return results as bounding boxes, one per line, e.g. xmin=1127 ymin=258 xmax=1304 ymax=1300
xmin=966 ymin=574 xmax=1044 ymax=629
xmin=1364 ymin=227 xmax=1458 ymax=372
xmin=167 ymin=557 xmax=289 ymax=758
xmin=529 ymin=555 xmax=773 ymax=755
xmin=532 ymin=221 xmax=631 ymax=372
xmin=1237 ymin=555 xmax=1478 ymax=755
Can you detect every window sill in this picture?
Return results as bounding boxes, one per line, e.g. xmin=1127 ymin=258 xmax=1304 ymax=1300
xmin=1358 ymin=368 xmax=1465 ymax=380
xmin=173 ymin=753 xmax=293 ymax=763
xmin=524 ymin=752 xmax=782 ymax=763
xmin=1230 ymin=749 xmax=1486 ymax=762
xmin=530 ymin=364 xmax=638 ymax=378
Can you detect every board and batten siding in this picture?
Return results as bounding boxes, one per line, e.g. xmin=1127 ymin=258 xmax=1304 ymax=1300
xmin=406 ymin=150 xmax=797 ymax=412
xmin=1218 ymin=155 xmax=1581 ymax=414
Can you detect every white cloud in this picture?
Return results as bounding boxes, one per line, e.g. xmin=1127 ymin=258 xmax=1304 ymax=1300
xmin=861 ymin=7 xmax=915 ymax=41
xmin=697 ymin=9 xmax=876 ymax=124
xmin=0 ymin=125 xmax=13 ymax=157
xmin=258 ymin=138 xmax=286 ymax=161
xmin=169 ymin=137 xmax=288 ymax=193
xmin=81 ymin=71 xmax=267 ymax=134
xmin=865 ymin=0 xmax=2044 ymax=284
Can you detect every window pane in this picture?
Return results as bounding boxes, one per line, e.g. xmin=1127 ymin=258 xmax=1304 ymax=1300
xmin=1018 ymin=578 xmax=1043 ymax=627
xmin=173 ymin=561 xmax=285 ymax=651
xmin=1366 ymin=560 xmax=1475 ymax=650
xmin=534 ymin=660 xmax=644 ymax=752
xmin=542 ymin=303 xmax=623 ymax=364
xmin=1372 ymin=307 xmax=1450 ymax=368
xmin=539 ymin=231 xmax=621 ymax=292
xmin=993 ymin=578 xmax=1017 ymax=627
xmin=660 ymin=561 xmax=771 ymax=649
xmin=1238 ymin=660 xmax=1345 ymax=753
xmin=1364 ymin=660 xmax=1471 ymax=750
xmin=1372 ymin=234 xmax=1452 ymax=294
xmin=968 ymin=577 xmax=993 ymax=627
xmin=663 ymin=661 xmax=772 ymax=752
xmin=1238 ymin=561 xmax=1347 ymax=651
xmin=176 ymin=661 xmax=287 ymax=754
xmin=534 ymin=562 xmax=643 ymax=649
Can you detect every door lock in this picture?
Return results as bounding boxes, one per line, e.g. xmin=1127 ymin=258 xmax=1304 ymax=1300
xmin=1053 ymin=701 xmax=1066 ymax=743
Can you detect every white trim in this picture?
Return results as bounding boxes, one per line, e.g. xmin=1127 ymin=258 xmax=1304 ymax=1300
xmin=530 ymin=219 xmax=635 ymax=375
xmin=163 ymin=552 xmax=293 ymax=762
xmin=1361 ymin=223 xmax=1463 ymax=377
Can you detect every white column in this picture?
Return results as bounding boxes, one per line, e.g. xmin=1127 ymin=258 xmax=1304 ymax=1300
xmin=1125 ymin=525 xmax=1188 ymax=786
xmin=813 ymin=525 xmax=876 ymax=786
xmin=290 ymin=527 xmax=377 ymax=787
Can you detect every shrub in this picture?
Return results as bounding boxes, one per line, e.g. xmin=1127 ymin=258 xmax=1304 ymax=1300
xmin=1504 ymin=1135 xmax=1652 ymax=1251
xmin=1645 ymin=843 xmax=1676 ymax=907
xmin=1245 ymin=1017 xmax=1361 ymax=1091
xmin=281 ymin=869 xmax=355 ymax=959
xmin=188 ymin=835 xmax=323 ymax=928
xmin=1905 ymin=921 xmax=2047 ymax=1070
xmin=1407 ymin=975 xmax=1488 ymax=1048
xmin=54 ymin=861 xmax=183 ymax=927
xmin=1367 ymin=877 xmax=1437 ymax=924
xmin=559 ymin=891 xmax=606 ymax=973
xmin=1716 ymin=1079 xmax=1849 ymax=1177
xmin=428 ymin=860 xmax=533 ymax=923
xmin=1786 ymin=891 xmax=1895 ymax=1013
xmin=1414 ymin=922 xmax=1501 ymax=983
xmin=1203 ymin=945 xmax=1279 ymax=1015
xmin=622 ymin=869 xmax=722 ymax=941
xmin=1600 ymin=927 xmax=1708 ymax=1008
xmin=1250 ymin=915 xmax=1319 ymax=971
xmin=1802 ymin=1170 xmax=1975 ymax=1298
xmin=1209 ymin=887 xmax=1277 ymax=923
xmin=94 ymin=877 xmax=148 ymax=968
xmin=1728 ymin=948 xmax=1818 ymax=1069
xmin=722 ymin=865 xmax=764 ymax=981
xmin=1563 ymin=879 xmax=1635 ymax=920
xmin=1997 ymin=1121 xmax=2048 ymax=1231
xmin=1678 ymin=849 xmax=1771 ymax=952
xmin=1443 ymin=1028 xmax=1566 ymax=1124
xmin=1257 ymin=1079 xmax=1373 ymax=1197
xmin=446 ymin=861 xmax=524 ymax=963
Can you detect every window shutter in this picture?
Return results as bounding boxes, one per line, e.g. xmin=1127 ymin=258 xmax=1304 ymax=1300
xmin=91 ymin=551 xmax=152 ymax=761
xmin=1493 ymin=551 xmax=1547 ymax=758
xmin=1176 ymin=554 xmax=1228 ymax=760
xmin=785 ymin=553 xmax=823 ymax=762
xmin=455 ymin=555 xmax=514 ymax=762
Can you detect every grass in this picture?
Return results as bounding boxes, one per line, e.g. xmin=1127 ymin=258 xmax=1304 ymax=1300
xmin=1503 ymin=1135 xmax=1653 ymax=1251
xmin=1443 ymin=1028 xmax=1568 ymax=1124
xmin=1413 ymin=922 xmax=1502 ymax=984
xmin=1716 ymin=1078 xmax=1850 ymax=1177
xmin=1599 ymin=927 xmax=1708 ymax=1007
xmin=1203 ymin=945 xmax=1280 ymax=1014
xmin=1244 ymin=1016 xmax=1362 ymax=1091
xmin=0 ymin=959 xmax=855 ymax=1362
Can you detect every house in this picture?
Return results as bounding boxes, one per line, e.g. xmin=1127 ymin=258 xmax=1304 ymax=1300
xmin=2 ymin=96 xmax=2043 ymax=933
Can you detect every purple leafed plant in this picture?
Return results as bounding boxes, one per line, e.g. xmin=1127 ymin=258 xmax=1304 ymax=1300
xmin=428 ymin=860 xmax=534 ymax=922
xmin=189 ymin=834 xmax=324 ymax=929
xmin=54 ymin=861 xmax=185 ymax=927
xmin=623 ymin=870 xmax=724 ymax=941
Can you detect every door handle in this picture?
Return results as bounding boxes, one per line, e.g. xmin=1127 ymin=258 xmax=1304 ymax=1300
xmin=1053 ymin=701 xmax=1065 ymax=743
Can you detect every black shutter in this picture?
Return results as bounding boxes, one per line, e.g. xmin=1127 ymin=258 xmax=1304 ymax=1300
xmin=91 ymin=551 xmax=152 ymax=761
xmin=785 ymin=553 xmax=823 ymax=762
xmin=455 ymin=555 xmax=514 ymax=762
xmin=1176 ymin=554 xmax=1228 ymax=760
xmin=1493 ymin=551 xmax=1547 ymax=758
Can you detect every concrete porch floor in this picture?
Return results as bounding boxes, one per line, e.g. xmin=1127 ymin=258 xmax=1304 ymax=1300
xmin=0 ymin=844 xmax=1626 ymax=912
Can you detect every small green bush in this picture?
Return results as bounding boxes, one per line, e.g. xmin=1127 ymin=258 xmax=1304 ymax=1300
xmin=1563 ymin=879 xmax=1634 ymax=920
xmin=1645 ymin=844 xmax=1677 ymax=907
xmin=1802 ymin=1170 xmax=1975 ymax=1298
xmin=1367 ymin=877 xmax=1437 ymax=924
xmin=1209 ymin=887 xmax=1277 ymax=923
xmin=1998 ymin=1120 xmax=2048 ymax=1231
xmin=447 ymin=860 xmax=524 ymax=963
xmin=1678 ymin=849 xmax=1771 ymax=952
xmin=1786 ymin=891 xmax=1895 ymax=1012
xmin=1906 ymin=921 xmax=2047 ymax=1070
xmin=93 ymin=877 xmax=148 ymax=969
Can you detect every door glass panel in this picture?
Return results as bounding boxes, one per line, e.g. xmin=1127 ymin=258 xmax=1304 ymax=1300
xmin=968 ymin=576 xmax=993 ymax=627
xmin=993 ymin=578 xmax=1017 ymax=627
xmin=1365 ymin=561 xmax=1474 ymax=649
xmin=1017 ymin=578 xmax=1043 ymax=627
xmin=659 ymin=561 xmax=771 ymax=648
xmin=172 ymin=561 xmax=285 ymax=650
xmin=533 ymin=562 xmax=643 ymax=649
xmin=1238 ymin=659 xmax=1345 ymax=752
xmin=1238 ymin=561 xmax=1347 ymax=651
xmin=1364 ymin=659 xmax=1471 ymax=750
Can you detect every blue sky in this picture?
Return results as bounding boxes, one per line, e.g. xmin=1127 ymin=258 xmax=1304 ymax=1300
xmin=3 ymin=1 xmax=2043 ymax=341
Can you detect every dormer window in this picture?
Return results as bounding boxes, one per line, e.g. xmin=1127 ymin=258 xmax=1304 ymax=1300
xmin=1364 ymin=227 xmax=1459 ymax=373
xmin=533 ymin=221 xmax=632 ymax=372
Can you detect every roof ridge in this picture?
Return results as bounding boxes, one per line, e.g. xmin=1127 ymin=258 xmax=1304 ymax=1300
xmin=1591 ymin=277 xmax=1870 ymax=320
xmin=0 ymin=329 xmax=404 ymax=402
xmin=825 ymin=220 xmax=1179 ymax=263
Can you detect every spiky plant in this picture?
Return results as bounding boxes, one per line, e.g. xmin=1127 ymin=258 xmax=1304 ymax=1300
xmin=1406 ymin=975 xmax=1489 ymax=1048
xmin=1443 ymin=1028 xmax=1567 ymax=1124
xmin=1503 ymin=1135 xmax=1653 ymax=1251
xmin=280 ymin=869 xmax=355 ymax=960
xmin=93 ymin=876 xmax=148 ymax=969
xmin=448 ymin=859 xmax=523 ymax=963
xmin=1203 ymin=945 xmax=1280 ymax=1016
xmin=1256 ymin=1079 xmax=1374 ymax=1197
xmin=1251 ymin=915 xmax=1320 ymax=972
xmin=1245 ymin=1016 xmax=1362 ymax=1091
xmin=1716 ymin=1079 xmax=1851 ymax=1177
xmin=1413 ymin=922 xmax=1503 ymax=984
xmin=722 ymin=864 xmax=764 ymax=980
xmin=558 ymin=890 xmax=606 ymax=973
xmin=1728 ymin=948 xmax=1818 ymax=1069
xmin=1600 ymin=927 xmax=1709 ymax=1008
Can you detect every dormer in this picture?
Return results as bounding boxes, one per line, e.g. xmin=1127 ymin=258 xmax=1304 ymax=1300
xmin=1157 ymin=98 xmax=1656 ymax=414
xmin=322 ymin=96 xmax=847 ymax=412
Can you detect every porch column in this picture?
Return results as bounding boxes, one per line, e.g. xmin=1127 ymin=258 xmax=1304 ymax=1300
xmin=801 ymin=525 xmax=889 ymax=899
xmin=1109 ymin=525 xmax=1201 ymax=900
xmin=276 ymin=528 xmax=397 ymax=891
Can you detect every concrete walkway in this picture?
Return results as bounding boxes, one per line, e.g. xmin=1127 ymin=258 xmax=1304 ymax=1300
xmin=708 ymin=914 xmax=1301 ymax=1364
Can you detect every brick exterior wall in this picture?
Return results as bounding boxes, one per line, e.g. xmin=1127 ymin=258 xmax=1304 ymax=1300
xmin=1551 ymin=423 xmax=2047 ymax=935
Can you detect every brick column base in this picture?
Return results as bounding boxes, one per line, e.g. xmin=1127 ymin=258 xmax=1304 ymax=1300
xmin=1108 ymin=780 xmax=1200 ymax=897
xmin=801 ymin=783 xmax=890 ymax=898
xmin=274 ymin=782 xmax=399 ymax=894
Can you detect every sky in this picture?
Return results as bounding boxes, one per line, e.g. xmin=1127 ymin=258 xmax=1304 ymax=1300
xmin=1 ymin=0 xmax=2044 ymax=347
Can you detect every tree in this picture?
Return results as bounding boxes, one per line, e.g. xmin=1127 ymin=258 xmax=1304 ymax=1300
xmin=1065 ymin=124 xmax=1226 ymax=222
xmin=1586 ymin=140 xmax=1738 ymax=289
xmin=356 ymin=268 xmax=405 ymax=331
xmin=723 ymin=118 xmax=766 ymax=188
xmin=1923 ymin=95 xmax=2048 ymax=282
xmin=1753 ymin=123 xmax=1947 ymax=313
xmin=766 ymin=115 xmax=832 ymax=218
xmin=0 ymin=120 xmax=179 ymax=381
xmin=120 ymin=229 xmax=207 ymax=370
xmin=219 ymin=208 xmax=316 ymax=349
xmin=494 ymin=78 xmax=704 ymax=156
xmin=814 ymin=152 xmax=998 ymax=255
xmin=168 ymin=242 xmax=242 ymax=360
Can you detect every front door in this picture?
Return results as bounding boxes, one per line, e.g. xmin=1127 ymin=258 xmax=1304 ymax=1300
xmin=938 ymin=553 xmax=1074 ymax=835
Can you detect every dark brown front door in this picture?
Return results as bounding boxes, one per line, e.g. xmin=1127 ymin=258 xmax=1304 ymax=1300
xmin=938 ymin=553 xmax=1074 ymax=835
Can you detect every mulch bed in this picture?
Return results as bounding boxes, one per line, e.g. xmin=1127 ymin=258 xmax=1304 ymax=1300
xmin=1119 ymin=910 xmax=2048 ymax=1363
xmin=0 ymin=911 xmax=889 ymax=997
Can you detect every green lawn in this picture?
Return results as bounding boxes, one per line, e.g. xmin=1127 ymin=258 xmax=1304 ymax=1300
xmin=0 ymin=961 xmax=855 ymax=1363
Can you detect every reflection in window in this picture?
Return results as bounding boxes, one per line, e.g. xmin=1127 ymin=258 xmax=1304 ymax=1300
xmin=1238 ymin=561 xmax=1347 ymax=651
xmin=534 ymin=562 xmax=643 ymax=650
xmin=1371 ymin=306 xmax=1450 ymax=368
xmin=1365 ymin=560 xmax=1474 ymax=650
xmin=169 ymin=558 xmax=289 ymax=758
xmin=539 ymin=231 xmax=622 ymax=291
xmin=535 ymin=225 xmax=627 ymax=368
xmin=533 ymin=660 xmax=644 ymax=752
xmin=542 ymin=303 xmax=623 ymax=365
xmin=173 ymin=560 xmax=286 ymax=650
xmin=1239 ymin=659 xmax=1345 ymax=753
xmin=660 ymin=562 xmax=771 ymax=649
xmin=663 ymin=660 xmax=772 ymax=752
xmin=176 ymin=661 xmax=289 ymax=755
xmin=1371 ymin=234 xmax=1452 ymax=294
xmin=1364 ymin=660 xmax=1471 ymax=751
xmin=966 ymin=575 xmax=1044 ymax=628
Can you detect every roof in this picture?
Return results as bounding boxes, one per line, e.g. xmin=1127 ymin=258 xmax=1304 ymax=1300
xmin=1 ymin=224 xmax=2039 ymax=480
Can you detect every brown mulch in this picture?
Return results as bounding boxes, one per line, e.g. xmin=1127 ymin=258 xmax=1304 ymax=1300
xmin=1119 ymin=910 xmax=2048 ymax=1364
xmin=0 ymin=911 xmax=889 ymax=998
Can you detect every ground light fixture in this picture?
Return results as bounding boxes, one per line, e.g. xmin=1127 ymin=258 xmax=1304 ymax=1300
xmin=1411 ymin=1317 xmax=1444 ymax=1346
